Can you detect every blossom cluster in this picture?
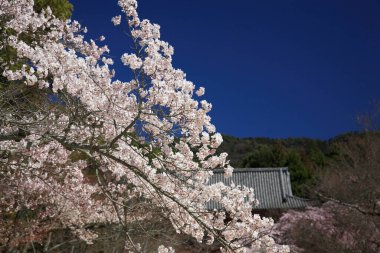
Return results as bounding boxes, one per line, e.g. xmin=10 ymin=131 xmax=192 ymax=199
xmin=273 ymin=202 xmax=380 ymax=252
xmin=0 ymin=0 xmax=289 ymax=252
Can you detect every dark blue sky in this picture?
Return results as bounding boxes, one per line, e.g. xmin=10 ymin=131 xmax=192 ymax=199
xmin=71 ymin=0 xmax=380 ymax=139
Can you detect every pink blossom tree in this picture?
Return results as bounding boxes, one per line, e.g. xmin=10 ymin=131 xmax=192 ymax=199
xmin=273 ymin=202 xmax=380 ymax=253
xmin=0 ymin=1 xmax=289 ymax=252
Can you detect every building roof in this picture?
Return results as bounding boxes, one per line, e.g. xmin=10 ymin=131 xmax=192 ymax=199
xmin=207 ymin=167 xmax=314 ymax=210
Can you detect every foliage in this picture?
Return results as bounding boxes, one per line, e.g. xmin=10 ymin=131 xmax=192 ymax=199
xmin=219 ymin=135 xmax=330 ymax=167
xmin=219 ymin=131 xmax=380 ymax=199
xmin=239 ymin=143 xmax=313 ymax=196
xmin=34 ymin=0 xmax=73 ymax=20
xmin=315 ymin=131 xmax=380 ymax=212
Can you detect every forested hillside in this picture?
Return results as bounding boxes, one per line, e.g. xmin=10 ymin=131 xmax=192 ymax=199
xmin=218 ymin=131 xmax=380 ymax=197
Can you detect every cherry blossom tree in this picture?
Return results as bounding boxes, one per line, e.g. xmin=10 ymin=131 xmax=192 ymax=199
xmin=0 ymin=1 xmax=289 ymax=252
xmin=274 ymin=202 xmax=380 ymax=253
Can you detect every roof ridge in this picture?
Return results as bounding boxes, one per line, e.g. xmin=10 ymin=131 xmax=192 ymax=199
xmin=213 ymin=167 xmax=289 ymax=173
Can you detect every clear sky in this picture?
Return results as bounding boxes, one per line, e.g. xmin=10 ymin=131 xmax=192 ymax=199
xmin=71 ymin=0 xmax=380 ymax=139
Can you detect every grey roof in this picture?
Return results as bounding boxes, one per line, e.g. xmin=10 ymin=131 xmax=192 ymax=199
xmin=207 ymin=167 xmax=314 ymax=210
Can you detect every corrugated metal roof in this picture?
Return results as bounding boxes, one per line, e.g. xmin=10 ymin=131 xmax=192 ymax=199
xmin=207 ymin=167 xmax=314 ymax=210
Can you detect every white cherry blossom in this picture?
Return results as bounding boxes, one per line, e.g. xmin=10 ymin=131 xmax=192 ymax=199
xmin=0 ymin=0 xmax=289 ymax=252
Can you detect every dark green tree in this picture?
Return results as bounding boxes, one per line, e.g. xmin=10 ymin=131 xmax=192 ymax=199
xmin=34 ymin=0 xmax=73 ymax=20
xmin=241 ymin=143 xmax=313 ymax=196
